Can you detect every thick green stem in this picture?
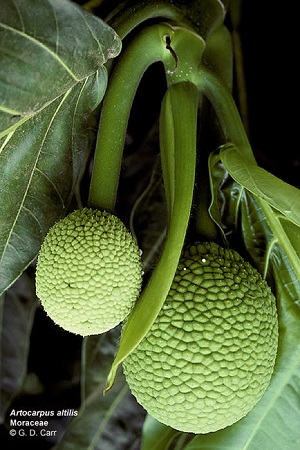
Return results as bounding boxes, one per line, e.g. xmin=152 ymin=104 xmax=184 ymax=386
xmin=105 ymin=82 xmax=199 ymax=391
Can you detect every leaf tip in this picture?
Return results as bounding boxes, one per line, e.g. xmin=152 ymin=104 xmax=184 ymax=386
xmin=103 ymin=365 xmax=118 ymax=395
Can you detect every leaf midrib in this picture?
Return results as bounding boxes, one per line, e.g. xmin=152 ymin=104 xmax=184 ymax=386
xmin=0 ymin=87 xmax=73 ymax=273
xmin=0 ymin=89 xmax=75 ymax=141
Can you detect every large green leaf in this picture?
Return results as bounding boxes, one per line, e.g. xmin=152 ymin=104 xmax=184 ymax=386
xmin=0 ymin=0 xmax=121 ymax=295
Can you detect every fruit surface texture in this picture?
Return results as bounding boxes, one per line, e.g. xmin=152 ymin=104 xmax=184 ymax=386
xmin=36 ymin=208 xmax=143 ymax=336
xmin=123 ymin=242 xmax=278 ymax=433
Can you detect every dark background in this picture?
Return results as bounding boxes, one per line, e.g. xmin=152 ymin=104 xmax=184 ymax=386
xmin=238 ymin=2 xmax=298 ymax=188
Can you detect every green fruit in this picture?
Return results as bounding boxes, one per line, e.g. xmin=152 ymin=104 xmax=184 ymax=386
xmin=123 ymin=242 xmax=278 ymax=433
xmin=36 ymin=208 xmax=143 ymax=336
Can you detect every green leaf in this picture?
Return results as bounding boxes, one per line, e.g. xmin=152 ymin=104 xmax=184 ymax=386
xmin=0 ymin=269 xmax=37 ymax=422
xmin=54 ymin=329 xmax=145 ymax=450
xmin=0 ymin=0 xmax=121 ymax=294
xmin=220 ymin=143 xmax=300 ymax=227
xmin=209 ymin=149 xmax=300 ymax=276
xmin=218 ymin=145 xmax=300 ymax=281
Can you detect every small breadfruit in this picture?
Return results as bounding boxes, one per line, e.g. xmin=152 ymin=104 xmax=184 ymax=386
xmin=123 ymin=242 xmax=278 ymax=434
xmin=36 ymin=208 xmax=143 ymax=336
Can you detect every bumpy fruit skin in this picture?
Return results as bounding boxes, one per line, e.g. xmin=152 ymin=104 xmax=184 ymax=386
xmin=123 ymin=242 xmax=278 ymax=434
xmin=36 ymin=208 xmax=143 ymax=336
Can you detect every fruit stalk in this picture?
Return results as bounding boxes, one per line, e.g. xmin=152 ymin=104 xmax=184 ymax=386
xmin=88 ymin=24 xmax=179 ymax=211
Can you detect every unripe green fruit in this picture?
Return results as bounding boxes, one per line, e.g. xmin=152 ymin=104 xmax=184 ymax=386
xmin=36 ymin=208 xmax=143 ymax=336
xmin=123 ymin=242 xmax=278 ymax=434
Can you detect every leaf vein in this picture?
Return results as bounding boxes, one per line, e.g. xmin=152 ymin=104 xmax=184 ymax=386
xmin=0 ymin=104 xmax=22 ymax=116
xmin=11 ymin=0 xmax=25 ymax=31
xmin=0 ymin=130 xmax=15 ymax=155
xmin=35 ymin=167 xmax=66 ymax=209
xmin=0 ymin=22 xmax=79 ymax=81
xmin=77 ymin=7 xmax=105 ymax=62
xmin=22 ymin=205 xmax=44 ymax=234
